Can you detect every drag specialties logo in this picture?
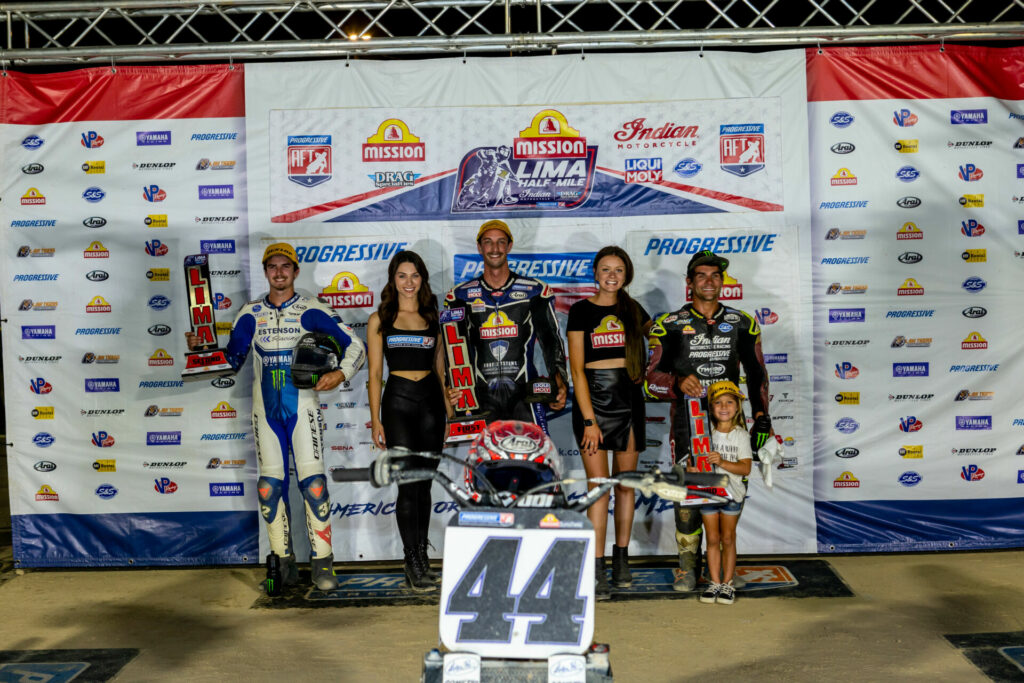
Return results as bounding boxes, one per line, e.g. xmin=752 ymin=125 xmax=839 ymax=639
xmin=453 ymin=109 xmax=596 ymax=213
xmin=719 ymin=123 xmax=765 ymax=177
xmin=591 ymin=315 xmax=625 ymax=348
xmin=830 ymin=168 xmax=857 ymax=186
xmin=319 ymin=272 xmax=373 ymax=309
xmin=370 ymin=170 xmax=420 ymax=188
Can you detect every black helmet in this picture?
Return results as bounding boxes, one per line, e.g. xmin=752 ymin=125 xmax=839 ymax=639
xmin=290 ymin=333 xmax=342 ymax=389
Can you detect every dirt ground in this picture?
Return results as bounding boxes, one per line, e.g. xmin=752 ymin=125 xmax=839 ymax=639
xmin=0 ymin=550 xmax=1020 ymax=681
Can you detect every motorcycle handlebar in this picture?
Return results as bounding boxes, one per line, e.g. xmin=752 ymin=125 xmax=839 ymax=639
xmin=331 ymin=467 xmax=373 ymax=483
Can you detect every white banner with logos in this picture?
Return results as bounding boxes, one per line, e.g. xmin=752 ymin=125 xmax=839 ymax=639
xmin=245 ymin=50 xmax=814 ymax=560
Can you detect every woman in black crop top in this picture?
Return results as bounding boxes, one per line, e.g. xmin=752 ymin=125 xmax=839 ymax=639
xmin=567 ymin=246 xmax=652 ymax=599
xmin=367 ymin=250 xmax=449 ymax=592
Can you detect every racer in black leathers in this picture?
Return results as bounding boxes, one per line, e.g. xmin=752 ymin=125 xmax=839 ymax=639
xmin=644 ymin=251 xmax=770 ymax=590
xmin=444 ymin=220 xmax=567 ymax=431
xmin=445 ymin=273 xmax=567 ymax=430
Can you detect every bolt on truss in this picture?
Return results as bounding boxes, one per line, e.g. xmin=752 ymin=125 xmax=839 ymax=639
xmin=1 ymin=0 xmax=1024 ymax=64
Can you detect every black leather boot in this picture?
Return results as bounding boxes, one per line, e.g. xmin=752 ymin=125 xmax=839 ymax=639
xmin=404 ymin=546 xmax=436 ymax=592
xmin=417 ymin=541 xmax=441 ymax=584
xmin=611 ymin=545 xmax=633 ymax=588
xmin=595 ymin=556 xmax=612 ymax=601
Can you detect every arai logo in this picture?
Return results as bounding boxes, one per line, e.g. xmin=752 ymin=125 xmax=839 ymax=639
xmin=830 ymin=142 xmax=855 ymax=154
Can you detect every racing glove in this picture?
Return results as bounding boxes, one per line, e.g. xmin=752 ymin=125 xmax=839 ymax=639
xmin=750 ymin=415 xmax=773 ymax=452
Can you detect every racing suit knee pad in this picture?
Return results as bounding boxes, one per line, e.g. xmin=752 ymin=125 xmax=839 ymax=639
xmin=673 ymin=502 xmax=703 ymax=536
xmin=298 ymin=473 xmax=331 ymax=522
xmin=257 ymin=476 xmax=285 ymax=523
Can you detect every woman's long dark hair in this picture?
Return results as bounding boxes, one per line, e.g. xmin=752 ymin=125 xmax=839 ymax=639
xmin=377 ymin=250 xmax=438 ymax=333
xmin=593 ymin=246 xmax=646 ymax=381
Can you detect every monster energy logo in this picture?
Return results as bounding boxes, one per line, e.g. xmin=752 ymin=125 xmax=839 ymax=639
xmin=271 ymin=369 xmax=286 ymax=389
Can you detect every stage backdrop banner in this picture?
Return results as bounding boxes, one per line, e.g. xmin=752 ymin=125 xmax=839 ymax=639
xmin=808 ymin=45 xmax=1024 ymax=551
xmin=245 ymin=50 xmax=816 ymax=560
xmin=0 ymin=66 xmax=254 ymax=566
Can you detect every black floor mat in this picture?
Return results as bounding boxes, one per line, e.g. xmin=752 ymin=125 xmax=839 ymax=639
xmin=252 ymin=559 xmax=853 ymax=609
xmin=0 ymin=649 xmax=139 ymax=682
xmin=945 ymin=631 xmax=1024 ymax=682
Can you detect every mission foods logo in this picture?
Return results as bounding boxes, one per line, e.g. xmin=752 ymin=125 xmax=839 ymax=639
xmin=962 ymin=332 xmax=988 ymax=350
xmin=363 ymin=121 xmax=424 ymax=163
xmin=897 ymin=278 xmax=924 ymax=296
xmin=831 ymin=168 xmax=857 ymax=186
xmin=83 ymin=241 xmax=109 ymax=258
xmin=21 ymin=188 xmax=46 ymax=205
xmin=211 ymin=401 xmax=237 ymax=418
xmin=319 ymin=272 xmax=373 ymax=309
xmin=86 ymin=295 xmax=112 ymax=313
xmin=833 ymin=471 xmax=859 ymax=488
xmin=897 ymin=222 xmax=922 ymax=240
xmin=719 ymin=123 xmax=765 ymax=177
xmin=148 ymin=348 xmax=174 ymax=366
xmin=453 ymin=109 xmax=596 ymax=213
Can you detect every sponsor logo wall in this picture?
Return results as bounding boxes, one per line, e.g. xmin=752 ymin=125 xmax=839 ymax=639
xmin=0 ymin=66 xmax=254 ymax=566
xmin=808 ymin=45 xmax=1024 ymax=552
xmin=3 ymin=46 xmax=1023 ymax=567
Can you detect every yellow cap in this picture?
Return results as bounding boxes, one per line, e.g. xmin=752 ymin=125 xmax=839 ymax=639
xmin=262 ymin=242 xmax=299 ymax=267
xmin=476 ymin=219 xmax=513 ymax=243
xmin=708 ymin=380 xmax=744 ymax=404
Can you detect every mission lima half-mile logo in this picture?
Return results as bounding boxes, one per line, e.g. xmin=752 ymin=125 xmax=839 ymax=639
xmin=453 ymin=109 xmax=597 ymax=213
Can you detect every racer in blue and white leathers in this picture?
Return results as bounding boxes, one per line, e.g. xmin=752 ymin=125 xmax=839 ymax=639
xmin=225 ymin=292 xmax=365 ymax=562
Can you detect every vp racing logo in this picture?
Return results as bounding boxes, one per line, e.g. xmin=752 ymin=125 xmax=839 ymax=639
xmin=452 ymin=109 xmax=597 ymax=213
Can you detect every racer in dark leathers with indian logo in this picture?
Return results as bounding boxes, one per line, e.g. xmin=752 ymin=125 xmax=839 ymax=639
xmin=644 ymin=250 xmax=771 ymax=592
xmin=445 ymin=220 xmax=568 ymax=430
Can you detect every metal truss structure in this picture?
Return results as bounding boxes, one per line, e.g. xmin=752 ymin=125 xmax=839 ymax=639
xmin=1 ymin=0 xmax=1024 ymax=65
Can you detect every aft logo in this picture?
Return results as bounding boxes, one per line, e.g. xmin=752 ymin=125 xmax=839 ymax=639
xmin=719 ymin=123 xmax=765 ymax=177
xmin=320 ymin=272 xmax=374 ymax=309
xmin=453 ymin=109 xmax=595 ymax=213
xmin=288 ymin=134 xmax=331 ymax=187
xmin=362 ymin=120 xmax=424 ymax=163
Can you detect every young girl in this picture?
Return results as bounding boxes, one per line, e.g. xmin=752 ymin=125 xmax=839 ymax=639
xmin=367 ymin=251 xmax=449 ymax=592
xmin=698 ymin=380 xmax=753 ymax=605
xmin=567 ymin=246 xmax=652 ymax=599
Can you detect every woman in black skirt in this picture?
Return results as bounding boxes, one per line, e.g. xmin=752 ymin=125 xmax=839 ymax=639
xmin=568 ymin=246 xmax=651 ymax=599
xmin=367 ymin=250 xmax=448 ymax=592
